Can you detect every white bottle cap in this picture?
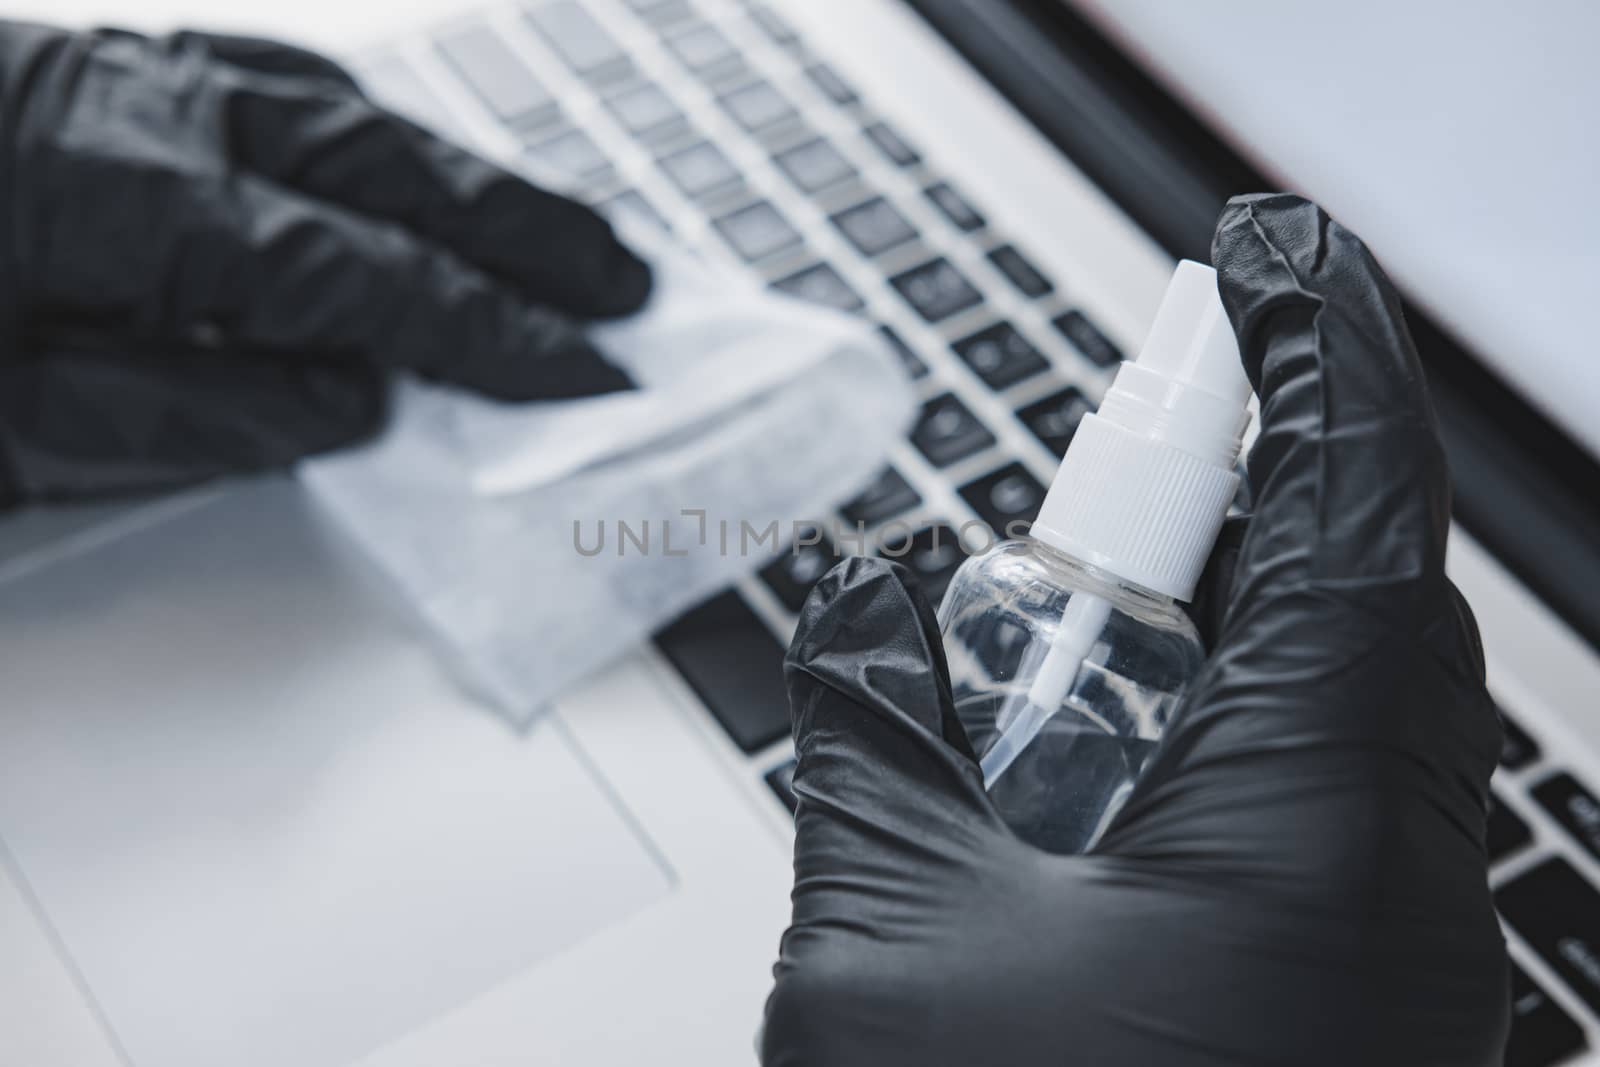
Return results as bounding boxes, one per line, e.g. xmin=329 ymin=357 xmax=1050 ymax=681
xmin=1030 ymin=261 xmax=1250 ymax=601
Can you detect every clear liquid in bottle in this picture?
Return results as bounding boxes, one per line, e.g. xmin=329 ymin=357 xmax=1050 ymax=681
xmin=937 ymin=540 xmax=1204 ymax=853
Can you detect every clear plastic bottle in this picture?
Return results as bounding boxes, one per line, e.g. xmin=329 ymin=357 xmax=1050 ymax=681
xmin=937 ymin=261 xmax=1251 ymax=854
xmin=938 ymin=540 xmax=1204 ymax=853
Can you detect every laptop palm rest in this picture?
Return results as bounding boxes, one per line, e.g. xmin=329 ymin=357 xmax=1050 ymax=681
xmin=0 ymin=479 xmax=672 ymax=1067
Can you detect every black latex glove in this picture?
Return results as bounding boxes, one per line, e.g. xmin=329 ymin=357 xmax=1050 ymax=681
xmin=762 ymin=194 xmax=1509 ymax=1066
xmin=0 ymin=22 xmax=651 ymax=506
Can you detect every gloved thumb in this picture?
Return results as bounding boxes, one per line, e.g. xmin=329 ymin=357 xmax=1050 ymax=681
xmin=781 ymin=556 xmax=1000 ymax=897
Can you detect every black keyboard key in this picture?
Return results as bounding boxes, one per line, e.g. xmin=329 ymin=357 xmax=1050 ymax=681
xmin=912 ymin=393 xmax=996 ymax=468
xmin=806 ymin=62 xmax=857 ymax=106
xmin=766 ymin=760 xmax=799 ymax=813
xmin=878 ymin=325 xmax=927 ymax=379
xmin=760 ymin=528 xmax=840 ymax=612
xmin=1017 ymin=387 xmax=1093 ymax=457
xmin=831 ymin=197 xmax=918 ymax=257
xmin=713 ymin=201 xmax=802 ymax=262
xmin=1507 ymin=964 xmax=1588 ymax=1067
xmin=773 ymin=137 xmax=857 ymax=193
xmin=525 ymin=127 xmax=611 ymax=181
xmin=1496 ymin=858 xmax=1600 ymax=1016
xmin=748 ymin=4 xmax=799 ymax=47
xmin=1054 ymin=310 xmax=1124 ymax=367
xmin=988 ymin=244 xmax=1054 ymax=298
xmin=658 ymin=141 xmax=742 ymax=198
xmin=953 ymin=322 xmax=1049 ymax=390
xmin=771 ymin=263 xmax=864 ymax=313
xmin=655 ymin=590 xmax=790 ymax=753
xmin=1488 ymin=791 xmax=1533 ymax=863
xmin=881 ymin=524 xmax=966 ymax=603
xmin=960 ymin=463 xmax=1046 ymax=541
xmin=719 ymin=78 xmax=798 ymax=132
xmin=665 ymin=23 xmax=741 ymax=76
xmin=841 ymin=466 xmax=921 ymax=526
xmin=599 ymin=189 xmax=669 ymax=232
xmin=1500 ymin=706 xmax=1542 ymax=770
xmin=892 ymin=258 xmax=983 ymax=324
xmin=1534 ymin=773 xmax=1600 ymax=863
xmin=865 ymin=121 xmax=921 ymax=167
xmin=604 ymin=81 xmax=686 ymax=141
xmin=435 ymin=26 xmax=557 ymax=126
xmin=925 ymin=181 xmax=985 ymax=232
xmin=526 ymin=2 xmax=632 ymax=83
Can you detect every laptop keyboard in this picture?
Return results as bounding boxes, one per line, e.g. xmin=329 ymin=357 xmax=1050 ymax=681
xmin=362 ymin=3 xmax=1600 ymax=1059
xmin=1493 ymin=706 xmax=1600 ymax=1065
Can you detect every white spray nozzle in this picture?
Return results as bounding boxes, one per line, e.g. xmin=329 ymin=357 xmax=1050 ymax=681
xmin=1093 ymin=261 xmax=1250 ymax=469
xmin=1137 ymin=260 xmax=1251 ymax=405
xmin=1029 ymin=261 xmax=1251 ymax=602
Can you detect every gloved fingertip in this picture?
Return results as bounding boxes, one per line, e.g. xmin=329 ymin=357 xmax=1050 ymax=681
xmin=1212 ymin=193 xmax=1325 ymax=280
xmin=787 ymin=557 xmax=979 ymax=764
xmin=1219 ymin=190 xmax=1315 ymax=220
xmin=1210 ymin=193 xmax=1325 ymax=380
xmin=294 ymin=363 xmax=390 ymax=447
xmin=446 ymin=337 xmax=634 ymax=402
xmin=577 ymin=353 xmax=636 ymax=395
xmin=788 ymin=557 xmax=940 ymax=674
xmin=523 ymin=196 xmax=656 ymax=318
xmin=582 ymin=235 xmax=654 ymax=319
xmin=532 ymin=342 xmax=635 ymax=398
xmin=1213 ymin=192 xmax=1322 ymax=259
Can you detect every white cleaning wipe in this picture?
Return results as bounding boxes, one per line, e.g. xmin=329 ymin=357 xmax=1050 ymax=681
xmin=300 ymin=231 xmax=915 ymax=725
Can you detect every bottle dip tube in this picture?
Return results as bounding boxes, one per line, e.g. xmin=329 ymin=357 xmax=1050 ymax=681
xmin=937 ymin=261 xmax=1250 ymax=854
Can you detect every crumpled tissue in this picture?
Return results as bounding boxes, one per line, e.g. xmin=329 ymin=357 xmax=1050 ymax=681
xmin=300 ymin=230 xmax=916 ymax=725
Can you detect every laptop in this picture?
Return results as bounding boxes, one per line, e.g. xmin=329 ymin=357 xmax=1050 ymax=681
xmin=1 ymin=2 xmax=1596 ymax=1065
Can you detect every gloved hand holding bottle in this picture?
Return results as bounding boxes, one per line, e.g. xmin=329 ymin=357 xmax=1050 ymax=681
xmin=763 ymin=193 xmax=1509 ymax=1066
xmin=0 ymin=21 xmax=650 ymax=506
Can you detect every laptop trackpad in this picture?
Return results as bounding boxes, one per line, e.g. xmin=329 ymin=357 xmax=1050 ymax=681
xmin=0 ymin=482 xmax=673 ymax=1067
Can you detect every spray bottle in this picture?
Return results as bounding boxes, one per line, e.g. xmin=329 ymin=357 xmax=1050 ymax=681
xmin=937 ymin=261 xmax=1250 ymax=853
